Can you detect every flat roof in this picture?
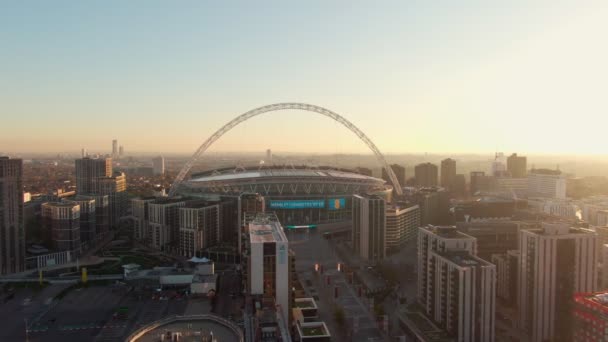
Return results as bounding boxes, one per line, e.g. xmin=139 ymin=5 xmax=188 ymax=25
xmin=249 ymin=212 xmax=287 ymax=244
xmin=433 ymin=250 xmax=493 ymax=268
xmin=190 ymin=168 xmax=383 ymax=183
xmin=421 ymin=225 xmax=476 ymax=240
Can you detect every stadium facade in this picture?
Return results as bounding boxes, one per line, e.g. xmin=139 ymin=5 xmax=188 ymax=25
xmin=177 ymin=165 xmax=391 ymax=226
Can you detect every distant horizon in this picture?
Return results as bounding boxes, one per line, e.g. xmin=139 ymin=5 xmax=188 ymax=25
xmin=2 ymin=2 xmax=608 ymax=155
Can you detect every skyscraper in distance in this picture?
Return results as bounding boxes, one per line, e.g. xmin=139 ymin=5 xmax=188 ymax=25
xmin=440 ymin=158 xmax=456 ymax=190
xmin=119 ymin=145 xmax=124 ymax=158
xmin=152 ymin=156 xmax=165 ymax=176
xmin=75 ymin=157 xmax=112 ymax=194
xmin=112 ymin=139 xmax=118 ymax=157
xmin=415 ymin=162 xmax=438 ymax=187
xmin=507 ymin=153 xmax=527 ymax=178
xmin=382 ymin=164 xmax=406 ymax=188
xmin=0 ymin=157 xmax=25 ymax=275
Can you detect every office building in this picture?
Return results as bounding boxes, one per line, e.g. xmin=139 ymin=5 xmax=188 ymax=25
xmin=492 ymin=250 xmax=519 ymax=305
xmin=81 ymin=148 xmax=87 ymax=158
xmin=382 ymin=164 xmax=406 ymax=188
xmin=152 ymin=156 xmax=165 ymax=176
xmin=507 ymin=153 xmax=527 ymax=178
xmin=518 ymin=223 xmax=597 ymax=342
xmin=245 ymin=212 xmax=291 ymax=323
xmin=385 ymin=203 xmax=420 ymax=253
xmin=491 ymin=152 xmax=508 ymax=177
xmin=469 ymin=171 xmax=496 ymax=195
xmin=63 ymin=196 xmax=96 ymax=243
xmin=352 ymin=194 xmax=386 ymax=261
xmin=0 ymin=157 xmax=25 ymax=275
xmin=75 ymin=157 xmax=112 ymax=195
xmin=93 ymin=171 xmax=127 ymax=227
xmin=415 ymin=163 xmax=438 ymax=187
xmin=572 ymin=291 xmax=608 ymax=342
xmin=266 ymin=149 xmax=272 ymax=163
xmin=455 ymin=220 xmax=522 ymax=259
xmin=417 ymin=225 xmax=477 ymax=312
xmin=118 ymin=145 xmax=124 ymax=158
xmin=112 ymin=139 xmax=118 ymax=157
xmin=453 ymin=174 xmax=466 ymax=197
xmin=495 ymin=177 xmax=528 ymax=198
xmin=41 ymin=202 xmax=81 ymax=255
xmin=179 ymin=202 xmax=220 ymax=257
xmin=411 ymin=187 xmax=450 ymax=225
xmin=430 ymin=250 xmax=496 ymax=342
xmin=527 ymin=169 xmax=566 ymax=199
xmin=452 ymin=197 xmax=516 ymax=223
xmin=440 ymin=158 xmax=456 ymax=190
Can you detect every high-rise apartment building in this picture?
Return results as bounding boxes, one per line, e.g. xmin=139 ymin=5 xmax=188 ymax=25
xmin=147 ymin=198 xmax=185 ymax=249
xmin=572 ymin=291 xmax=608 ymax=341
xmin=112 ymin=139 xmax=118 ymax=157
xmin=527 ymin=169 xmax=566 ymax=199
xmin=63 ymin=196 xmax=96 ymax=243
xmin=245 ymin=212 xmax=291 ymax=323
xmin=75 ymin=157 xmax=112 ymax=195
xmin=93 ymin=171 xmax=127 ymax=227
xmin=518 ymin=223 xmax=597 ymax=342
xmin=440 ymin=158 xmax=456 ymax=190
xmin=131 ymin=197 xmax=155 ymax=242
xmin=507 ymin=153 xmax=527 ymax=178
xmin=430 ymin=250 xmax=496 ymax=342
xmin=41 ymin=202 xmax=81 ymax=255
xmin=417 ymin=225 xmax=477 ymax=312
xmin=179 ymin=203 xmax=220 ymax=257
xmin=453 ymin=174 xmax=466 ymax=197
xmin=492 ymin=250 xmax=519 ymax=305
xmin=385 ymin=203 xmax=420 ymax=253
xmin=352 ymin=194 xmax=386 ymax=261
xmin=118 ymin=145 xmax=124 ymax=158
xmin=0 ymin=157 xmax=25 ymax=275
xmin=152 ymin=156 xmax=165 ymax=176
xmin=415 ymin=163 xmax=438 ymax=187
xmin=382 ymin=164 xmax=406 ymax=188
xmin=266 ymin=149 xmax=272 ymax=163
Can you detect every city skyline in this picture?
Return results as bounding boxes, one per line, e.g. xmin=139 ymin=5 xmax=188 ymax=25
xmin=2 ymin=1 xmax=608 ymax=155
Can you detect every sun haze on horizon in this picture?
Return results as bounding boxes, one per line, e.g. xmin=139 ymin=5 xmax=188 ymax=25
xmin=1 ymin=1 xmax=607 ymax=156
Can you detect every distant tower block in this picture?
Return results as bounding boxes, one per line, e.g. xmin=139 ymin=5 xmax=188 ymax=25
xmin=119 ymin=145 xmax=124 ymax=158
xmin=266 ymin=149 xmax=272 ymax=163
xmin=112 ymin=139 xmax=118 ymax=157
xmin=153 ymin=156 xmax=165 ymax=176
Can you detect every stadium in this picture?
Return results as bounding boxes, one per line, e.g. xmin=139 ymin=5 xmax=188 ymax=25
xmin=178 ymin=165 xmax=392 ymax=225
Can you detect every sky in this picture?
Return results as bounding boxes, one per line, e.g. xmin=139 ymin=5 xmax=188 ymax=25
xmin=1 ymin=1 xmax=607 ymax=156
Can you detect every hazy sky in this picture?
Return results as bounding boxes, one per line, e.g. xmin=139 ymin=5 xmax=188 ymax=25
xmin=1 ymin=1 xmax=607 ymax=156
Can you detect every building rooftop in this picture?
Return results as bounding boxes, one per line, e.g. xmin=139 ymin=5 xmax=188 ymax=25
xmin=248 ymin=212 xmax=287 ymax=244
xmin=434 ymin=250 xmax=493 ymax=268
xmin=530 ymin=168 xmax=562 ymax=176
xmin=420 ymin=225 xmax=476 ymax=240
xmin=190 ymin=167 xmax=383 ymax=183
xmin=294 ymin=298 xmax=317 ymax=309
xmin=296 ymin=321 xmax=331 ymax=338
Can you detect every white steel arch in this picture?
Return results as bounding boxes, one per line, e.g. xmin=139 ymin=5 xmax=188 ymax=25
xmin=169 ymin=103 xmax=403 ymax=196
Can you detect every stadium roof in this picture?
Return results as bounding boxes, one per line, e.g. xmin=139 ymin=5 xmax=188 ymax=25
xmin=190 ymin=168 xmax=382 ymax=183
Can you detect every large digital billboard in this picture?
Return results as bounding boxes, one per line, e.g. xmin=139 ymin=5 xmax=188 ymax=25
xmin=328 ymin=198 xmax=346 ymax=210
xmin=269 ymin=199 xmax=325 ymax=209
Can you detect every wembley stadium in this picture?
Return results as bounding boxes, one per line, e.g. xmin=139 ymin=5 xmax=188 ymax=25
xmin=177 ymin=165 xmax=392 ymax=225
